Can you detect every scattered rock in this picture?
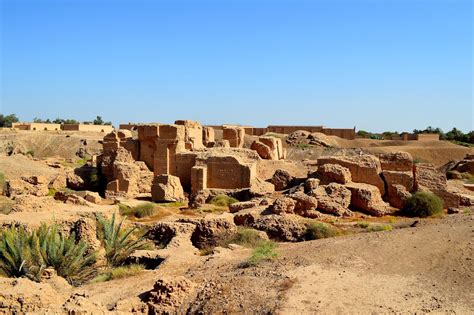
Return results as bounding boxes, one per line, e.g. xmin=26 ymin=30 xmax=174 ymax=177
xmin=315 ymin=163 xmax=352 ymax=185
xmin=271 ymin=169 xmax=294 ymax=191
xmin=229 ymin=201 xmax=257 ymax=213
xmin=345 ymin=182 xmax=391 ymax=216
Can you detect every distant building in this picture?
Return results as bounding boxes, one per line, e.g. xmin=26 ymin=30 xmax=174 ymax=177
xmin=11 ymin=122 xmax=114 ymax=133
xmin=12 ymin=122 xmax=61 ymax=131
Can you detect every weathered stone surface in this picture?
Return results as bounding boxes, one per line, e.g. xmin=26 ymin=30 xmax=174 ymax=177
xmin=144 ymin=277 xmax=196 ymax=314
xmin=83 ymin=191 xmax=102 ymax=204
xmin=317 ymin=155 xmax=385 ymax=195
xmin=387 ymin=184 xmax=412 ymax=209
xmin=251 ymin=214 xmax=306 ymax=242
xmin=311 ymin=183 xmax=352 ymax=216
xmin=186 ymin=215 xmax=237 ymax=249
xmin=48 ymin=173 xmax=67 ymax=190
xmin=316 ymin=163 xmax=352 ymax=185
xmin=233 ymin=206 xmax=267 ymax=226
xmin=383 ymin=170 xmax=414 ymax=208
xmin=229 ymin=201 xmax=257 ymax=213
xmin=53 ymin=191 xmax=90 ymax=206
xmin=271 ymin=169 xmax=294 ymax=191
xmin=66 ymin=172 xmax=87 ymax=191
xmin=151 ymin=175 xmax=186 ymax=202
xmin=4 ymin=177 xmax=49 ymax=198
xmin=379 ymin=152 xmax=413 ymax=172
xmin=304 ymin=178 xmax=320 ymax=192
xmin=272 ymin=197 xmax=296 ymax=214
xmin=222 ymin=126 xmax=245 ymax=148
xmin=345 ymin=182 xmax=391 ymax=216
xmin=259 ymin=136 xmax=285 ymax=160
xmin=251 ymin=141 xmax=273 ymax=159
xmin=289 ymin=192 xmax=319 ymax=218
xmin=415 ymin=163 xmax=462 ymax=208
xmin=202 ymin=126 xmax=215 ymax=147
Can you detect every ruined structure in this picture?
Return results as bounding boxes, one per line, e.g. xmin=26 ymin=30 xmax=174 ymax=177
xmin=99 ymin=120 xmax=272 ymax=202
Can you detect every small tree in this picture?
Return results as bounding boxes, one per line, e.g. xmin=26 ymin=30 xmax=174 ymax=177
xmin=93 ymin=116 xmax=104 ymax=125
xmin=0 ymin=114 xmax=19 ymax=127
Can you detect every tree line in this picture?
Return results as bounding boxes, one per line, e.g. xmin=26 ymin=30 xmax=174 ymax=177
xmin=0 ymin=114 xmax=111 ymax=127
xmin=357 ymin=126 xmax=474 ymax=145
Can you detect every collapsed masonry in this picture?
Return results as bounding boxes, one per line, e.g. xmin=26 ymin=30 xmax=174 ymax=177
xmin=98 ymin=120 xmax=283 ymax=201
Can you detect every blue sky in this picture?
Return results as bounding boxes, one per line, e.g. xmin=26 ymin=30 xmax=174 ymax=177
xmin=1 ymin=0 xmax=472 ymax=132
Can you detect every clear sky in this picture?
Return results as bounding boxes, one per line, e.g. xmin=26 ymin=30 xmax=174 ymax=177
xmin=1 ymin=0 xmax=472 ymax=132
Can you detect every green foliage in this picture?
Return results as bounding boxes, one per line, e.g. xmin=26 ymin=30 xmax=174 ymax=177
xmin=0 ymin=225 xmax=97 ymax=285
xmin=119 ymin=203 xmax=156 ymax=218
xmin=0 ymin=114 xmax=19 ymax=128
xmin=304 ymin=222 xmax=339 ymax=240
xmin=355 ymin=221 xmax=370 ymax=228
xmin=367 ymin=224 xmax=393 ymax=232
xmin=26 ymin=150 xmax=35 ymax=157
xmin=242 ymin=241 xmax=278 ymax=267
xmin=91 ymin=264 xmax=144 ymax=283
xmin=35 ymin=224 xmax=97 ymax=285
xmin=209 ymin=194 xmax=238 ymax=207
xmin=225 ymin=228 xmax=267 ymax=248
xmin=403 ymin=192 xmax=444 ymax=218
xmin=0 ymin=227 xmax=43 ymax=281
xmin=295 ymin=143 xmax=310 ymax=150
xmin=160 ymin=201 xmax=185 ymax=207
xmin=97 ymin=213 xmax=151 ymax=267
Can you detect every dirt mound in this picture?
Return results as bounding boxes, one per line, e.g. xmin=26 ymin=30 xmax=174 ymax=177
xmin=0 ymin=130 xmax=103 ymax=160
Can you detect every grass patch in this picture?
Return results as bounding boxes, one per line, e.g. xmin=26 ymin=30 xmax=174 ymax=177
xmin=209 ymin=195 xmax=238 ymax=207
xmin=466 ymin=176 xmax=474 ymax=184
xmin=242 ymin=241 xmax=278 ymax=267
xmin=160 ymin=201 xmax=185 ymax=207
xmin=295 ymin=143 xmax=310 ymax=150
xmin=355 ymin=221 xmax=370 ymax=228
xmin=224 ymin=228 xmax=267 ymax=248
xmin=25 ymin=150 xmax=35 ymax=157
xmin=403 ymin=192 xmax=444 ymax=218
xmin=119 ymin=202 xmax=157 ymax=219
xmin=90 ymin=264 xmax=144 ymax=283
xmin=450 ymin=140 xmax=474 ymax=148
xmin=367 ymin=224 xmax=393 ymax=232
xmin=304 ymin=222 xmax=339 ymax=240
xmin=463 ymin=208 xmax=471 ymax=214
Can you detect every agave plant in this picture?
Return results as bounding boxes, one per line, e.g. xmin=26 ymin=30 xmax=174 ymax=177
xmin=97 ymin=213 xmax=150 ymax=267
xmin=0 ymin=226 xmax=43 ymax=281
xmin=35 ymin=224 xmax=97 ymax=285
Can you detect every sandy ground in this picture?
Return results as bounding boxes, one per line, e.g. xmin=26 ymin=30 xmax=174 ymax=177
xmin=188 ymin=214 xmax=474 ymax=313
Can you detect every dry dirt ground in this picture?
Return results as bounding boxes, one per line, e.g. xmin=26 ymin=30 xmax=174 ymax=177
xmin=1 ymin=212 xmax=470 ymax=313
xmin=0 ymin=130 xmax=103 ymax=160
xmin=187 ymin=214 xmax=474 ymax=314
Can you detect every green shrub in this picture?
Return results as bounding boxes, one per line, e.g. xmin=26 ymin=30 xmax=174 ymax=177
xmin=403 ymin=192 xmax=443 ymax=218
xmin=243 ymin=241 xmax=278 ymax=267
xmin=119 ymin=203 xmax=156 ymax=218
xmin=91 ymin=264 xmax=144 ymax=283
xmin=36 ymin=224 xmax=97 ymax=285
xmin=304 ymin=222 xmax=338 ymax=240
xmin=161 ymin=201 xmax=185 ymax=207
xmin=225 ymin=228 xmax=267 ymax=248
xmin=26 ymin=150 xmax=35 ymax=157
xmin=209 ymin=195 xmax=238 ymax=207
xmin=0 ymin=227 xmax=43 ymax=281
xmin=355 ymin=222 xmax=370 ymax=228
xmin=97 ymin=213 xmax=151 ymax=267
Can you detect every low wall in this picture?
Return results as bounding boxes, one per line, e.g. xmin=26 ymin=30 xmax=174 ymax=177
xmin=416 ymin=134 xmax=440 ymax=141
xmin=62 ymin=124 xmax=114 ymax=133
xmin=119 ymin=124 xmax=137 ymax=130
xmin=12 ymin=123 xmax=61 ymax=131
